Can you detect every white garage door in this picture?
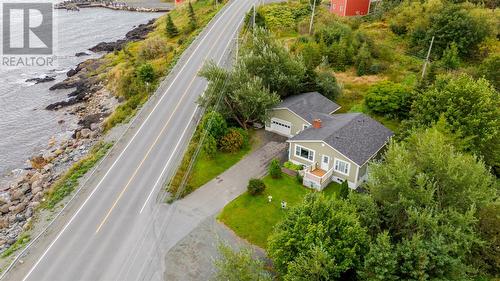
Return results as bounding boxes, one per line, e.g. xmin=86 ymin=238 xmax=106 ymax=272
xmin=271 ymin=118 xmax=291 ymax=136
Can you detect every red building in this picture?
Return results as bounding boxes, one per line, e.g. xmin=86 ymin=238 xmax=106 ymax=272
xmin=330 ymin=0 xmax=371 ymax=16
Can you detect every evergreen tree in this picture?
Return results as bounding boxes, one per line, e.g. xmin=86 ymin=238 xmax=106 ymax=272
xmin=441 ymin=42 xmax=460 ymax=70
xmin=188 ymin=2 xmax=197 ymax=31
xmin=165 ymin=14 xmax=179 ymax=38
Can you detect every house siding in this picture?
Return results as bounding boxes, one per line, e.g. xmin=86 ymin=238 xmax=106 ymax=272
xmin=266 ymin=109 xmax=309 ymax=136
xmin=358 ymin=163 xmax=368 ymax=181
xmin=330 ymin=0 xmax=370 ymax=16
xmin=289 ymin=141 xmax=358 ymax=184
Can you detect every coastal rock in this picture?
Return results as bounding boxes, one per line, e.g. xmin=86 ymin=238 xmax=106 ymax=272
xmin=75 ymin=52 xmax=90 ymax=57
xmin=80 ymin=128 xmax=92 ymax=139
xmin=89 ymin=19 xmax=156 ymax=53
xmin=67 ymin=68 xmax=78 ymax=77
xmin=78 ymin=113 xmax=108 ymax=129
xmin=8 ymin=202 xmax=27 ymax=215
xmin=26 ymin=76 xmax=55 ymax=84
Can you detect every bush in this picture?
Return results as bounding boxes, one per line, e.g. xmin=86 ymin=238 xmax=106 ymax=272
xmin=389 ymin=23 xmax=407 ymax=35
xmin=284 ymin=161 xmax=302 ymax=171
xmin=355 ymin=42 xmax=372 ymax=76
xmin=365 ymin=81 xmax=413 ymax=119
xmin=295 ymin=173 xmax=303 ymax=184
xmin=440 ymin=42 xmax=460 ymax=70
xmin=138 ymin=37 xmax=168 ymax=61
xmin=477 ymin=54 xmax=499 ymax=91
xmin=269 ymin=159 xmax=282 ymax=179
xmin=136 ymin=63 xmax=155 ymax=84
xmin=247 ymin=178 xmax=266 ymax=196
xmin=339 ymin=180 xmax=349 ymax=199
xmin=219 ymin=128 xmax=244 ymax=153
xmin=314 ymin=69 xmax=341 ymax=100
xmin=202 ymin=135 xmax=217 ymax=159
xmin=201 ymin=111 xmax=228 ymax=141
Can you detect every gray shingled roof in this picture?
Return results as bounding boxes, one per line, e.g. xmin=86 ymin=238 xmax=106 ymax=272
xmin=290 ymin=113 xmax=394 ymax=166
xmin=276 ymin=92 xmax=341 ymax=123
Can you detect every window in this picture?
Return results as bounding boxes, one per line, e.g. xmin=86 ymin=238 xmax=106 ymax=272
xmin=272 ymin=120 xmax=291 ymax=129
xmin=295 ymin=145 xmax=314 ymax=161
xmin=334 ymin=159 xmax=350 ymax=175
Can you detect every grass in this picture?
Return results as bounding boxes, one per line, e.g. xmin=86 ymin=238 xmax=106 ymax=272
xmin=103 ymin=0 xmax=226 ymax=131
xmin=218 ymin=174 xmax=341 ymax=248
xmin=1 ymin=234 xmax=30 ymax=258
xmin=168 ymin=129 xmax=261 ymax=199
xmin=43 ymin=142 xmax=113 ymax=209
xmin=189 ymin=144 xmax=253 ymax=188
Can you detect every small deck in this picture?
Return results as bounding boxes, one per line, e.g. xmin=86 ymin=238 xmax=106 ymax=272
xmin=310 ymin=168 xmax=326 ymax=177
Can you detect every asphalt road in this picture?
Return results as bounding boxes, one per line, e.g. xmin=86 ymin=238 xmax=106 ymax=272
xmin=3 ymin=0 xmax=255 ymax=280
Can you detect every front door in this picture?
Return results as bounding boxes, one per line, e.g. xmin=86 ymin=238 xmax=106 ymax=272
xmin=321 ymin=155 xmax=330 ymax=171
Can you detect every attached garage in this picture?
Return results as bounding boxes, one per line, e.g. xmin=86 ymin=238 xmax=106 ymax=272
xmin=270 ymin=118 xmax=292 ymax=136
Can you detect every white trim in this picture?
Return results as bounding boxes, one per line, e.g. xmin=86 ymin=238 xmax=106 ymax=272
xmin=321 ymin=155 xmax=330 ymax=171
xmin=270 ymin=108 xmax=312 ymax=126
xmin=367 ymin=0 xmax=372 ymax=14
xmin=329 ymin=107 xmax=341 ymax=115
xmin=354 ymin=164 xmax=359 ymax=186
xmin=268 ymin=117 xmax=292 ymax=137
xmin=294 ymin=144 xmax=315 ymax=163
xmin=343 ymin=0 xmax=347 ymax=16
xmin=287 ymin=140 xmax=360 ymax=167
xmin=333 ymin=158 xmax=350 ymax=176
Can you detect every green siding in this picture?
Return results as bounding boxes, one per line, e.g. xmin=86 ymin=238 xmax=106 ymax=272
xmin=267 ymin=109 xmax=309 ymax=136
xmin=289 ymin=141 xmax=359 ymax=184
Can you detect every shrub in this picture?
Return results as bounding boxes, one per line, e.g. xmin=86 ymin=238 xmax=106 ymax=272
xmin=389 ymin=22 xmax=407 ymax=35
xmin=477 ymin=54 xmax=499 ymax=91
xmin=355 ymin=42 xmax=372 ymax=76
xmin=339 ymin=180 xmax=349 ymax=199
xmin=202 ymin=135 xmax=217 ymax=159
xmin=284 ymin=161 xmax=302 ymax=171
xmin=136 ymin=63 xmax=155 ymax=84
xmin=201 ymin=111 xmax=228 ymax=141
xmin=232 ymin=127 xmax=250 ymax=149
xmin=219 ymin=128 xmax=244 ymax=153
xmin=440 ymin=42 xmax=460 ymax=70
xmin=138 ymin=37 xmax=168 ymax=61
xmin=314 ymin=70 xmax=341 ymax=100
xmin=365 ymin=81 xmax=413 ymax=119
xmin=295 ymin=173 xmax=303 ymax=184
xmin=247 ymin=178 xmax=266 ymax=195
xmin=269 ymin=159 xmax=282 ymax=179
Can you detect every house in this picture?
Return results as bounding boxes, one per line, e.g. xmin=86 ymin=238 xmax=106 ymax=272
xmin=266 ymin=92 xmax=393 ymax=190
xmin=265 ymin=92 xmax=341 ymax=137
xmin=330 ymin=0 xmax=371 ymax=17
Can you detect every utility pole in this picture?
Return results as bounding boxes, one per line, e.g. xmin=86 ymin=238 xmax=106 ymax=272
xmin=309 ymin=0 xmax=317 ymax=34
xmin=421 ymin=36 xmax=435 ymax=78
xmin=253 ymin=4 xmax=256 ymax=29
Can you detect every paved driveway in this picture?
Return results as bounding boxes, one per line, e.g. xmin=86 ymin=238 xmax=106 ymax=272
xmin=162 ymin=140 xmax=287 ymax=280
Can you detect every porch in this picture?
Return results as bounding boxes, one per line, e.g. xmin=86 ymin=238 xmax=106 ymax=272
xmin=302 ymin=162 xmax=334 ymax=190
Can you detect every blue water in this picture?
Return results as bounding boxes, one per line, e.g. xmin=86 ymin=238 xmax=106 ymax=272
xmin=0 ymin=8 xmax=163 ymax=176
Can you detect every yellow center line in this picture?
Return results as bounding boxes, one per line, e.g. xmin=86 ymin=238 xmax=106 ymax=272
xmin=95 ymin=72 xmax=200 ymax=234
xmin=95 ymin=2 xmax=248 ymax=234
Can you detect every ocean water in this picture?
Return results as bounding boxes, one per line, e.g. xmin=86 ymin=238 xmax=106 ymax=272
xmin=0 ymin=8 xmax=163 ymax=176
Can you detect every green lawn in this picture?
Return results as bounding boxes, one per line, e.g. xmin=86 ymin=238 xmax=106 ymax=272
xmin=218 ymin=174 xmax=341 ymax=249
xmin=189 ymin=145 xmax=253 ymax=188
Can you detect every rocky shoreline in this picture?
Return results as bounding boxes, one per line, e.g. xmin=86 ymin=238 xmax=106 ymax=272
xmin=0 ymin=19 xmax=157 ymax=254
